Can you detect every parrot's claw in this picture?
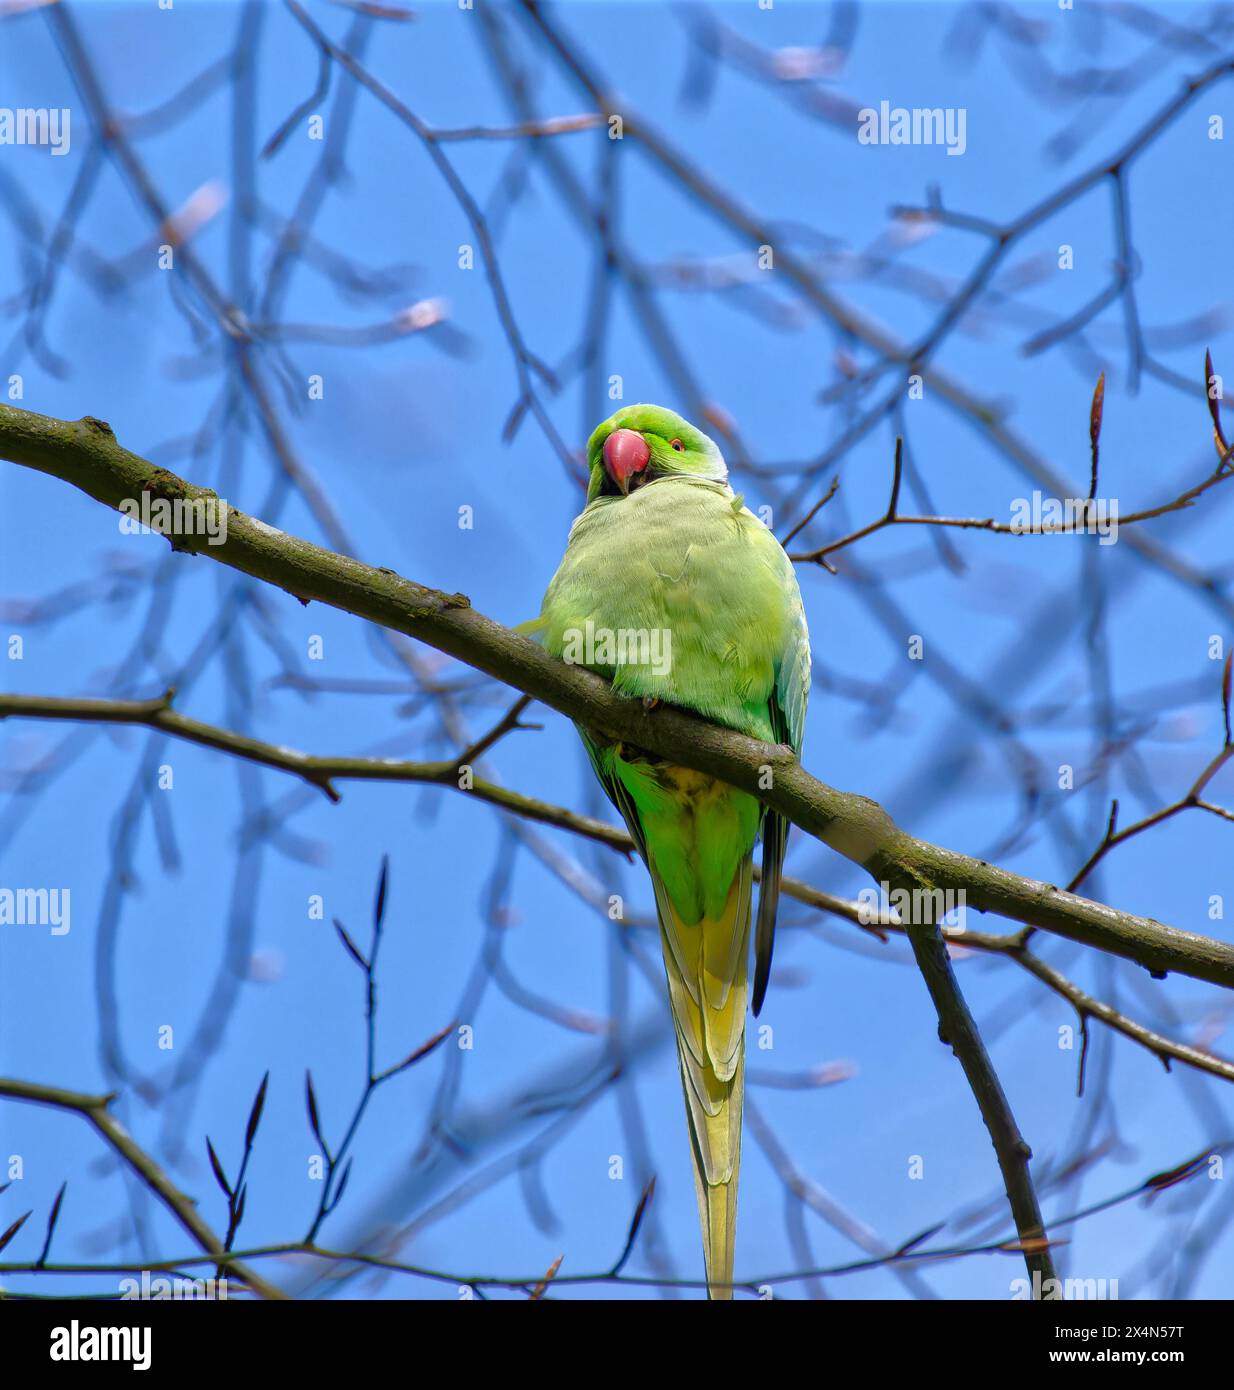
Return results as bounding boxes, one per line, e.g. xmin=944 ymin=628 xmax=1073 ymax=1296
xmin=642 ymin=695 xmax=661 ymax=711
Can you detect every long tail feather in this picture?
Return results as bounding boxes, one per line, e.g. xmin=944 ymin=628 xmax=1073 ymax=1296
xmin=682 ymin=1051 xmax=744 ymax=1299
xmin=654 ymin=855 xmax=752 ymax=1300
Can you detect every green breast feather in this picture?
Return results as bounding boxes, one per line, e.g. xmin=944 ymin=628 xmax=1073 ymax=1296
xmin=540 ymin=476 xmax=808 ymax=750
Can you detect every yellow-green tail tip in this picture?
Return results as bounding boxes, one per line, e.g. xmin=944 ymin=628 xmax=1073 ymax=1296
xmin=701 ymin=1176 xmax=737 ymax=1300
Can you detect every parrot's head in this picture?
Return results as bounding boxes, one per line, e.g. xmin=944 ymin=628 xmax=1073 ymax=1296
xmin=585 ymin=404 xmax=727 ymax=503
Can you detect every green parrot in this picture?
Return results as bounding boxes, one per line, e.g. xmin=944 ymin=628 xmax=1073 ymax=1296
xmin=533 ymin=404 xmax=810 ymax=1298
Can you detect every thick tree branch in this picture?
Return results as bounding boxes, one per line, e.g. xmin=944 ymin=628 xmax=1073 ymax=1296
xmin=901 ymin=917 xmax=1053 ymax=1284
xmin=3 ymin=403 xmax=1231 ymax=991
xmin=2 ymin=404 xmax=1229 ymax=978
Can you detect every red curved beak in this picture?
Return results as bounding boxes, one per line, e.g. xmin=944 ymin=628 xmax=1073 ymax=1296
xmin=603 ymin=428 xmax=650 ymax=494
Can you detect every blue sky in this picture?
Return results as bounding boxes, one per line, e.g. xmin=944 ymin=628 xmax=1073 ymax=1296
xmin=1 ymin=0 xmax=1233 ymax=1299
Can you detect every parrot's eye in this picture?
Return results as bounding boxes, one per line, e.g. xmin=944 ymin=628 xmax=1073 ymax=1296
xmin=670 ymin=438 xmax=684 ymax=451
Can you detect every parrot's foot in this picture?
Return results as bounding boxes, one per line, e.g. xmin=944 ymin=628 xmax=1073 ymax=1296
xmin=641 ymin=695 xmax=661 ymax=711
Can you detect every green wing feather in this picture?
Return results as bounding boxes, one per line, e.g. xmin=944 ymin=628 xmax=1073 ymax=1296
xmin=753 ymin=596 xmax=810 ymax=1014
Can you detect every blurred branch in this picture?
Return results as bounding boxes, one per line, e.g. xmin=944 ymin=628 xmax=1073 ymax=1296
xmin=278 ymin=0 xmax=577 ymax=475
xmin=521 ymin=0 xmax=1234 ymax=609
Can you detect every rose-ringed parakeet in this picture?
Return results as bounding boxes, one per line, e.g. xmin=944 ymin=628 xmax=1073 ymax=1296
xmin=535 ymin=404 xmax=810 ymax=1298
